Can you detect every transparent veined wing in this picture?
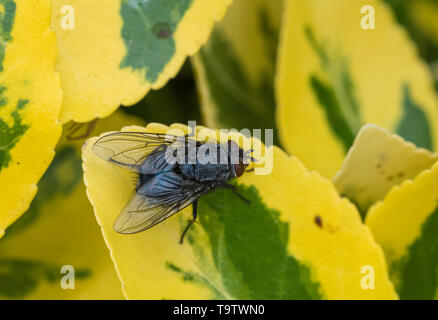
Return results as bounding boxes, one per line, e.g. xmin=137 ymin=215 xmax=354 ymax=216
xmin=92 ymin=132 xmax=190 ymax=174
xmin=113 ymin=171 xmax=206 ymax=234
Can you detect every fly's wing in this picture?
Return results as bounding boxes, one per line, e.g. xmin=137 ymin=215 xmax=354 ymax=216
xmin=113 ymin=171 xmax=205 ymax=234
xmin=113 ymin=194 xmax=194 ymax=234
xmin=92 ymin=132 xmax=190 ymax=174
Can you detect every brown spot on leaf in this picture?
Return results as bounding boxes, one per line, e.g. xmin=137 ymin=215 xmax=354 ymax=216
xmin=152 ymin=22 xmax=173 ymax=39
xmin=314 ymin=215 xmax=323 ymax=228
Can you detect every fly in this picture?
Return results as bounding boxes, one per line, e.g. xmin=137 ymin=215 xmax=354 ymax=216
xmin=92 ymin=131 xmax=256 ymax=244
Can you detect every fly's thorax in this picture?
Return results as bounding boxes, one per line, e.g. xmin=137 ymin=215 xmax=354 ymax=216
xmin=178 ymin=162 xmax=230 ymax=183
xmin=176 ymin=141 xmax=231 ymax=182
xmin=195 ymin=142 xmax=229 ymax=165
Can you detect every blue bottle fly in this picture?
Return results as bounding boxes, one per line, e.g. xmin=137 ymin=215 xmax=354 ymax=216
xmin=93 ymin=131 xmax=255 ymax=243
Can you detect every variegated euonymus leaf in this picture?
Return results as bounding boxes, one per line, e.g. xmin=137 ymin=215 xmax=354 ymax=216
xmin=83 ymin=123 xmax=397 ymax=299
xmin=120 ymin=0 xmax=192 ymax=83
xmin=0 ymin=0 xmax=63 ymax=238
xmin=334 ymin=124 xmax=438 ymax=216
xmin=304 ymin=27 xmax=362 ymax=151
xmin=276 ymin=0 xmax=438 ymax=178
xmin=0 ymin=112 xmax=141 ymax=299
xmin=333 ymin=124 xmax=438 ymax=299
xmin=52 ymin=0 xmax=233 ymax=123
xmin=367 ymin=160 xmax=438 ymax=299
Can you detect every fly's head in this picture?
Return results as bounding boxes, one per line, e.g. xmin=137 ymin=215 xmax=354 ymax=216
xmin=227 ymin=140 xmax=257 ymax=178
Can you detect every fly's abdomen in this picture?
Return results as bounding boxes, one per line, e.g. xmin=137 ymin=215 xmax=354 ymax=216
xmin=137 ymin=171 xmax=182 ymax=199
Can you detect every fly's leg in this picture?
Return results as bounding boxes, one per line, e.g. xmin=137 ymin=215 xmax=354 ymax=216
xmin=222 ymin=183 xmax=251 ymax=204
xmin=179 ymin=220 xmax=194 ymax=245
xmin=179 ymin=199 xmax=198 ymax=244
